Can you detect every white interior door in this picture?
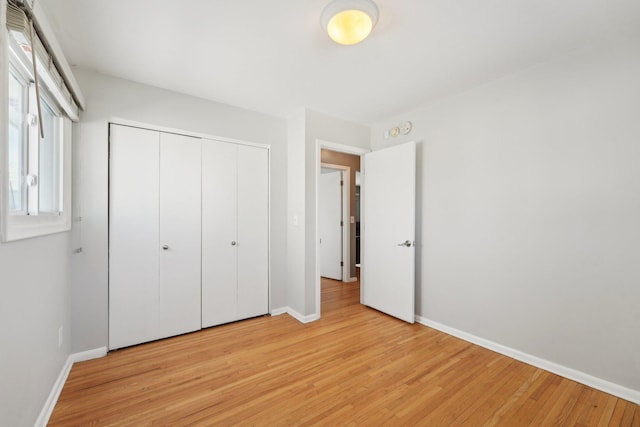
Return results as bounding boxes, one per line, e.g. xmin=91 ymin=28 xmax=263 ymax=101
xmin=109 ymin=125 xmax=160 ymax=349
xmin=236 ymin=145 xmax=269 ymax=319
xmin=158 ymin=133 xmax=202 ymax=337
xmin=319 ymin=170 xmax=343 ymax=280
xmin=363 ymin=141 xmax=416 ymax=323
xmin=202 ymin=140 xmax=238 ymax=328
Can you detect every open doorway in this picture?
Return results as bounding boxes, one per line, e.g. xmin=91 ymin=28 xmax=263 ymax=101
xmin=315 ymin=140 xmax=369 ymax=317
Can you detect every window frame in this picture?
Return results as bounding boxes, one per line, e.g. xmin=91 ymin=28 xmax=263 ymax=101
xmin=28 ymin=83 xmax=64 ymax=216
xmin=1 ymin=29 xmax=72 ymax=242
xmin=7 ymin=63 xmax=29 ymax=215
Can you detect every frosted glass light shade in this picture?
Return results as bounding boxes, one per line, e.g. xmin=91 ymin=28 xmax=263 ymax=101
xmin=321 ymin=0 xmax=379 ymax=45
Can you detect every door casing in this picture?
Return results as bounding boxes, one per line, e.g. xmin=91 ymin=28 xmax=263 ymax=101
xmin=315 ymin=139 xmax=369 ymax=318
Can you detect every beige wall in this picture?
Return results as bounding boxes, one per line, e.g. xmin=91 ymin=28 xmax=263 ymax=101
xmin=321 ymin=149 xmax=361 ymax=278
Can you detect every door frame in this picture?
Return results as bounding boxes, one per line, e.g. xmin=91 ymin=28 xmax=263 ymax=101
xmin=320 ymin=163 xmax=349 ymax=282
xmin=315 ymin=139 xmax=369 ymax=318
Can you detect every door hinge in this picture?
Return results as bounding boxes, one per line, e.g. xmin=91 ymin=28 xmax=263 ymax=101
xmin=340 ymin=220 xmax=344 ymax=226
xmin=340 ymin=261 xmax=344 ymax=267
xmin=340 ymin=180 xmax=344 ymax=186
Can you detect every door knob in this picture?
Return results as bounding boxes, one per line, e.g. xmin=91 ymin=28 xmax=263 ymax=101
xmin=397 ymin=240 xmax=414 ymax=247
xmin=231 ymin=241 xmax=237 ymax=246
xmin=162 ymin=245 xmax=169 ymax=250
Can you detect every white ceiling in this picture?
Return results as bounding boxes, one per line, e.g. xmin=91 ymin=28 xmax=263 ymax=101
xmin=40 ymin=0 xmax=640 ymax=124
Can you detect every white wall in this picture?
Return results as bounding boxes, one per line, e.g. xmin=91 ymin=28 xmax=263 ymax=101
xmin=0 ymin=3 xmax=72 ymax=426
xmin=71 ymin=69 xmax=288 ymax=352
xmin=286 ymin=109 xmax=306 ymax=314
xmin=286 ymin=109 xmax=369 ymax=317
xmin=0 ymin=236 xmax=72 ymax=427
xmin=0 ymin=235 xmax=72 ymax=427
xmin=371 ymin=39 xmax=640 ymax=392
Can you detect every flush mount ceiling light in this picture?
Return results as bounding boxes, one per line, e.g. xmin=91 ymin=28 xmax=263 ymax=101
xmin=321 ymin=0 xmax=379 ymax=45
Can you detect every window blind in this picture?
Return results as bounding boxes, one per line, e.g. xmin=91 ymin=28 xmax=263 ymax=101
xmin=6 ymin=1 xmax=81 ymax=121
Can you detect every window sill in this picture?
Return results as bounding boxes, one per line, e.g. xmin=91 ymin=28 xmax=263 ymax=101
xmin=1 ymin=214 xmax=71 ymax=242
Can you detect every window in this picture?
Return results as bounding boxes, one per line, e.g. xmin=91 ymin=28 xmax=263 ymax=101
xmin=38 ymin=96 xmax=63 ymax=214
xmin=8 ymin=68 xmax=27 ymax=214
xmin=2 ymin=16 xmax=74 ymax=241
xmin=3 ymin=64 xmax=71 ymax=241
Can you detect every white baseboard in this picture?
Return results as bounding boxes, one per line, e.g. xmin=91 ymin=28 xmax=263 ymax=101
xmin=34 ymin=356 xmax=73 ymax=427
xmin=272 ymin=306 xmax=320 ymax=324
xmin=288 ymin=308 xmax=320 ymax=324
xmin=70 ymin=346 xmax=108 ymax=363
xmin=35 ymin=347 xmax=108 ymax=427
xmin=270 ymin=307 xmax=288 ymax=316
xmin=415 ymin=315 xmax=640 ymax=405
xmin=344 ymin=277 xmax=358 ymax=283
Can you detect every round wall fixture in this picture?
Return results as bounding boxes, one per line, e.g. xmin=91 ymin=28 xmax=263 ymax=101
xmin=320 ymin=0 xmax=379 ymax=45
xmin=400 ymin=121 xmax=413 ymax=135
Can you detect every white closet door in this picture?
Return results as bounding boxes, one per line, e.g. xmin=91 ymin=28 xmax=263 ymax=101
xmin=237 ymin=145 xmax=269 ymax=319
xmin=109 ymin=125 xmax=160 ymax=350
xmin=202 ymin=140 xmax=238 ymax=327
xmin=159 ymin=133 xmax=202 ymax=337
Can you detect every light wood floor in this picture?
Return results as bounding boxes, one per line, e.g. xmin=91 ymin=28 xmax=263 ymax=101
xmin=50 ymin=279 xmax=638 ymax=426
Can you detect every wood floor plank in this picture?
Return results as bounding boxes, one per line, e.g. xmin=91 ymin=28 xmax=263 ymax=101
xmin=598 ymin=395 xmax=620 ymax=427
xmin=49 ymin=279 xmax=639 ymax=426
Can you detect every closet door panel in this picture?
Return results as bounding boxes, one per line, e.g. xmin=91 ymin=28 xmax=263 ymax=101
xmin=237 ymin=145 xmax=269 ymax=319
xmin=109 ymin=125 xmax=160 ymax=350
xmin=202 ymin=140 xmax=238 ymax=327
xmin=159 ymin=133 xmax=202 ymax=337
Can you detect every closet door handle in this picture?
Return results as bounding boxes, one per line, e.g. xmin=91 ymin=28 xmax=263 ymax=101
xmin=162 ymin=245 xmax=169 ymax=250
xmin=231 ymin=241 xmax=237 ymax=246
